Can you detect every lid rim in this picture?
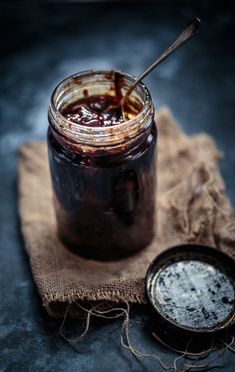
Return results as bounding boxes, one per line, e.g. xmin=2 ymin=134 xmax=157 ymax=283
xmin=145 ymin=244 xmax=235 ymax=337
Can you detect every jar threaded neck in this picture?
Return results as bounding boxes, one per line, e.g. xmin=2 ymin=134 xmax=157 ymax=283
xmin=48 ymin=70 xmax=154 ymax=148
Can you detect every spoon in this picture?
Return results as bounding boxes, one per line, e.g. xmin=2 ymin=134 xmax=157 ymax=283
xmin=120 ymin=17 xmax=201 ymax=118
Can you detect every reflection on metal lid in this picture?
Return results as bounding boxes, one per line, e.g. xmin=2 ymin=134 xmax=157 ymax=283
xmin=146 ymin=245 xmax=235 ymax=336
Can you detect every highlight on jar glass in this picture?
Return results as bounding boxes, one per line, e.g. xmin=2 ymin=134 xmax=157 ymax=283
xmin=47 ymin=70 xmax=157 ymax=260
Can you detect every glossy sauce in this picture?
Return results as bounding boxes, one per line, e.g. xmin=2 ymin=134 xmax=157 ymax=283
xmin=48 ymin=91 xmax=157 ymax=260
xmin=62 ymin=92 xmax=139 ymax=127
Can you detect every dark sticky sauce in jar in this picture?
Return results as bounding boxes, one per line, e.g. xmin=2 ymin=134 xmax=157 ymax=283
xmin=62 ymin=95 xmax=124 ymax=127
xmin=48 ymin=72 xmax=156 ymax=260
xmin=62 ymin=72 xmax=139 ymax=127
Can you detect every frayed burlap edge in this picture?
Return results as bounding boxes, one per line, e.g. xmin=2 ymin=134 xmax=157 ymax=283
xmin=18 ymin=107 xmax=235 ymax=319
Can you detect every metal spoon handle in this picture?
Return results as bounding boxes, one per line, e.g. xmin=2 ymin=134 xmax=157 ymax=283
xmin=120 ymin=17 xmax=201 ymax=107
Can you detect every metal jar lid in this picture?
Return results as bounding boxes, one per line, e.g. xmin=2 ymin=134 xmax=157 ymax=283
xmin=145 ymin=244 xmax=235 ymax=337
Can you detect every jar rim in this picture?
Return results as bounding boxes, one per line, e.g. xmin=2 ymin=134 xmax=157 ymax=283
xmin=49 ymin=69 xmax=154 ymax=147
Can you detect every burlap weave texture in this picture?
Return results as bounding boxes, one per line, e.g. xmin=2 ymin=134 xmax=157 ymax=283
xmin=18 ymin=108 xmax=235 ymax=317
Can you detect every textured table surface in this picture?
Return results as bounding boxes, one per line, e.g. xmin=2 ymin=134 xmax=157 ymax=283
xmin=0 ymin=1 xmax=235 ymax=371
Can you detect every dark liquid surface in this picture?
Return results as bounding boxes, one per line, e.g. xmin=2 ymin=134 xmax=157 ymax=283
xmin=61 ymin=71 xmax=140 ymax=127
xmin=48 ymin=95 xmax=157 ymax=260
xmin=62 ymin=95 xmax=125 ymax=127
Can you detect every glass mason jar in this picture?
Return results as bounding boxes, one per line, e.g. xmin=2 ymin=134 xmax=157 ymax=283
xmin=48 ymin=70 xmax=157 ymax=260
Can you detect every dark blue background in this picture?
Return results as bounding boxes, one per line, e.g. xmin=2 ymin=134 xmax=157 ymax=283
xmin=0 ymin=1 xmax=235 ymax=371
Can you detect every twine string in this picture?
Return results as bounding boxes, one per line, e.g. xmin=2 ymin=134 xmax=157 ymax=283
xmin=59 ymin=302 xmax=235 ymax=371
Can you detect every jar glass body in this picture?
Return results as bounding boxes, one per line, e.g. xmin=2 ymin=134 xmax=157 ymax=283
xmin=47 ymin=70 xmax=157 ymax=260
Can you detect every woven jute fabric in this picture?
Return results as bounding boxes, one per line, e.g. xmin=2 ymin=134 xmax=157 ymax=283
xmin=18 ymin=108 xmax=235 ymax=318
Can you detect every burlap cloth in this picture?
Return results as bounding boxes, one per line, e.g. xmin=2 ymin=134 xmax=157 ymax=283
xmin=18 ymin=108 xmax=235 ymax=318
